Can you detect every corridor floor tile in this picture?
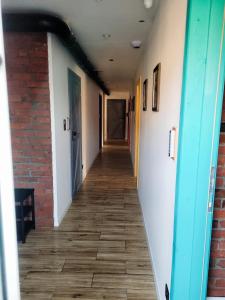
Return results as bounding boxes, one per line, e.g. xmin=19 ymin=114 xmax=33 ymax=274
xmin=18 ymin=146 xmax=157 ymax=299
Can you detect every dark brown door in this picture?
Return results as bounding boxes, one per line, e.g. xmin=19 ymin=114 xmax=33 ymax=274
xmin=107 ymin=99 xmax=126 ymax=140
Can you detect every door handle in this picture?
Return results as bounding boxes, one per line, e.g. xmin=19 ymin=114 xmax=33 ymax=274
xmin=72 ymin=131 xmax=80 ymax=139
xmin=72 ymin=131 xmax=78 ymax=140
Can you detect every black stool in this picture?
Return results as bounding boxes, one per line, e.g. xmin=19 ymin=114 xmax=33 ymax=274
xmin=14 ymin=188 xmax=35 ymax=243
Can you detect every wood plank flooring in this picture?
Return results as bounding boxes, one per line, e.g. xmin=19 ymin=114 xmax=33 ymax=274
xmin=19 ymin=146 xmax=157 ymax=300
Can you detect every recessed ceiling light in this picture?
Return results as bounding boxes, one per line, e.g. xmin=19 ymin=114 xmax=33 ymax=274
xmin=102 ymin=33 xmax=111 ymax=39
xmin=109 ymin=58 xmax=114 ymax=62
xmin=131 ymin=40 xmax=142 ymax=49
xmin=144 ymin=0 xmax=153 ymax=9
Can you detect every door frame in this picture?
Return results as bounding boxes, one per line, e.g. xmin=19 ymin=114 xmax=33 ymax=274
xmin=99 ymin=94 xmax=103 ymax=149
xmin=68 ymin=69 xmax=82 ymax=198
xmin=134 ymin=78 xmax=141 ymax=178
xmin=171 ymin=1 xmax=225 ymax=299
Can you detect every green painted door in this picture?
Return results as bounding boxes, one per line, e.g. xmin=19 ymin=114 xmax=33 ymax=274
xmin=68 ymin=69 xmax=82 ymax=198
xmin=171 ymin=1 xmax=225 ymax=299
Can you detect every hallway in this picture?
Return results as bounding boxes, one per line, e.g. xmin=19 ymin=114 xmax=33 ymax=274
xmin=19 ymin=146 xmax=157 ymax=300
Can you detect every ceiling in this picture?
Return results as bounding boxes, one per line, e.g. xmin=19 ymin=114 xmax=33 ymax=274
xmin=1 ymin=0 xmax=158 ymax=92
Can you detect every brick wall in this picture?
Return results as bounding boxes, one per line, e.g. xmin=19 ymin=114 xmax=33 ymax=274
xmin=208 ymin=94 xmax=225 ymax=296
xmin=4 ymin=32 xmax=53 ymax=228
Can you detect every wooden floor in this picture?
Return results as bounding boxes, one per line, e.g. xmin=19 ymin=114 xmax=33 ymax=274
xmin=19 ymin=146 xmax=157 ymax=300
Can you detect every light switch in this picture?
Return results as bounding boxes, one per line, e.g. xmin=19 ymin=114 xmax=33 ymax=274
xmin=169 ymin=127 xmax=176 ymax=160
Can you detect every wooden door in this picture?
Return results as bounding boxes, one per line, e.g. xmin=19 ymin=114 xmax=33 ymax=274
xmin=107 ymin=100 xmax=126 ymax=140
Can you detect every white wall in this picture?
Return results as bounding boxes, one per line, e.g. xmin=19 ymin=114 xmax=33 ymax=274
xmin=48 ymin=33 xmax=101 ymax=226
xmin=0 ymin=6 xmax=20 ymax=298
xmin=131 ymin=0 xmax=187 ymax=299
xmin=105 ymin=91 xmax=130 ymax=141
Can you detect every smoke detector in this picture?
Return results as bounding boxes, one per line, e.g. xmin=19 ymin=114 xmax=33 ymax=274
xmin=144 ymin=0 xmax=153 ymax=9
xmin=131 ymin=40 xmax=142 ymax=49
xmin=102 ymin=33 xmax=111 ymax=39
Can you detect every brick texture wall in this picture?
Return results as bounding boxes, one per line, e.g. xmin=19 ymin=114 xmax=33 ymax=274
xmin=208 ymin=94 xmax=225 ymax=296
xmin=4 ymin=32 xmax=53 ymax=228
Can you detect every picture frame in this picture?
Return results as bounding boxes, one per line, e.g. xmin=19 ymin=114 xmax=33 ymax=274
xmin=131 ymin=96 xmax=135 ymax=111
xmin=143 ymin=79 xmax=148 ymax=111
xmin=152 ymin=63 xmax=161 ymax=112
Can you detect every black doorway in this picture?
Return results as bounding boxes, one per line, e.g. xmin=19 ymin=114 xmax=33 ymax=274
xmin=99 ymin=94 xmax=103 ymax=149
xmin=107 ymin=99 xmax=126 ymax=140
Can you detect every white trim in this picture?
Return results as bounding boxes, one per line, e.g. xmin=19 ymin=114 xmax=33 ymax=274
xmin=54 ymin=198 xmax=72 ymax=227
xmin=0 ymin=6 xmax=20 ymax=299
xmin=138 ymin=190 xmax=160 ymax=300
xmin=207 ymin=298 xmax=225 ymax=300
xmin=47 ymin=33 xmax=58 ymax=227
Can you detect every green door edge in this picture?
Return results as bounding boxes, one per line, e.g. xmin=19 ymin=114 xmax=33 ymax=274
xmin=171 ymin=1 xmax=225 ymax=299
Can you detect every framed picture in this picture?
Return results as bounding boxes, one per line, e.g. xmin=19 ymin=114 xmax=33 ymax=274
xmin=143 ymin=79 xmax=148 ymax=111
xmin=152 ymin=63 xmax=161 ymax=112
xmin=131 ymin=96 xmax=135 ymax=111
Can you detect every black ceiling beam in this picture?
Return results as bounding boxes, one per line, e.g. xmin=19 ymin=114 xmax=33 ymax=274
xmin=2 ymin=13 xmax=110 ymax=95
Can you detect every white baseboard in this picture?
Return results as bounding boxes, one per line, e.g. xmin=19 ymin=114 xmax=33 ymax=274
xmin=54 ymin=199 xmax=72 ymax=227
xmin=207 ymin=297 xmax=225 ymax=300
xmin=138 ymin=190 xmax=161 ymax=300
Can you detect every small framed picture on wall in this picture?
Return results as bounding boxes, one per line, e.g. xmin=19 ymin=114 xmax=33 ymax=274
xmin=152 ymin=63 xmax=161 ymax=112
xmin=143 ymin=79 xmax=148 ymax=111
xmin=131 ymin=96 xmax=135 ymax=111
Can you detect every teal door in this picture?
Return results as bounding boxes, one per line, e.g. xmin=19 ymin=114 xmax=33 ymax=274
xmin=68 ymin=70 xmax=82 ymax=198
xmin=171 ymin=1 xmax=225 ymax=299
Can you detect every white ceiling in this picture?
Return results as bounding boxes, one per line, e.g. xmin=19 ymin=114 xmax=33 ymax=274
xmin=2 ymin=0 xmax=158 ymax=92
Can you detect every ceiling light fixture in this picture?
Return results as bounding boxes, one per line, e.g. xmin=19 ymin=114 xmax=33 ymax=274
xmin=144 ymin=0 xmax=153 ymax=9
xmin=131 ymin=40 xmax=142 ymax=49
xmin=102 ymin=33 xmax=111 ymax=39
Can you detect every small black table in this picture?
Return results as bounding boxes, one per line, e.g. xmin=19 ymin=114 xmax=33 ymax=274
xmin=14 ymin=188 xmax=35 ymax=243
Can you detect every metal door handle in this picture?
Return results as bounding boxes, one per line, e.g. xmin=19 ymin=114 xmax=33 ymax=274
xmin=72 ymin=131 xmax=77 ymax=137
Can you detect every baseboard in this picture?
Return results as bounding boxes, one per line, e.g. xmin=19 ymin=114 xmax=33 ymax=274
xmin=54 ymin=198 xmax=72 ymax=227
xmin=207 ymin=298 xmax=225 ymax=300
xmin=138 ymin=190 xmax=161 ymax=300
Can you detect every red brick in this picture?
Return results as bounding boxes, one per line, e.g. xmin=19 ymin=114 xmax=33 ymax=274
xmin=214 ymin=210 xmax=225 ymax=219
xmin=220 ymin=220 xmax=225 ymax=228
xmin=214 ymin=199 xmax=221 ymax=208
xmin=216 ymin=177 xmax=224 ymax=188
xmin=219 ymin=145 xmax=225 ymax=156
xmin=217 ymin=259 xmax=225 ymax=268
xmin=210 ymin=250 xmax=225 ymax=258
xmin=217 ymin=167 xmax=225 ymax=177
xmin=215 ymin=189 xmax=225 ymax=197
xmin=215 ymin=279 xmax=225 ymax=287
xmin=5 ymin=32 xmax=53 ymax=228
xmin=220 ymin=134 xmax=225 ymax=144
xmin=208 ymin=288 xmax=225 ymax=297
xmin=209 ymin=98 xmax=225 ymax=296
xmin=212 ymin=229 xmax=225 ymax=238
